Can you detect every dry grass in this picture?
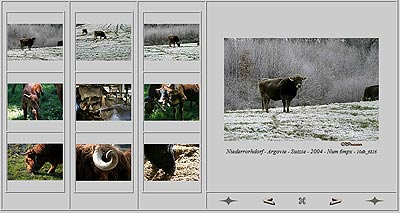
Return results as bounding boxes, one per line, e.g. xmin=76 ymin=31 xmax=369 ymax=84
xmin=144 ymin=144 xmax=200 ymax=181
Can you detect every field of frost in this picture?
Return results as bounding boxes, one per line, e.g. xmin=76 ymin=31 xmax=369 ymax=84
xmin=8 ymin=47 xmax=63 ymax=61
xmin=76 ymin=24 xmax=131 ymax=61
xmin=224 ymin=101 xmax=379 ymax=141
xmin=144 ymin=43 xmax=200 ymax=61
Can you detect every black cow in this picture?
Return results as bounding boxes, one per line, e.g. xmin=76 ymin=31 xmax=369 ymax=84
xmin=259 ymin=75 xmax=307 ymax=113
xmin=144 ymin=84 xmax=164 ymax=116
xmin=363 ymin=85 xmax=379 ymax=101
xmin=20 ymin=37 xmax=36 ymax=50
xmin=94 ymin=31 xmax=107 ymax=39
xmin=82 ymin=29 xmax=88 ymax=35
xmin=144 ymin=144 xmax=175 ymax=175
xmin=168 ymin=34 xmax=180 ymax=47
xmin=57 ymin=40 xmax=63 ymax=46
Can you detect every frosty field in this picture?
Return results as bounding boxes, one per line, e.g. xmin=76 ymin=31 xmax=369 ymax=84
xmin=7 ymin=47 xmax=63 ymax=61
xmin=224 ymin=101 xmax=379 ymax=141
xmin=144 ymin=43 xmax=200 ymax=61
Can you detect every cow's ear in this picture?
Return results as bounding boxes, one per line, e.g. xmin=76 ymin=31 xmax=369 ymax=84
xmin=302 ymin=77 xmax=308 ymax=81
xmin=289 ymin=77 xmax=295 ymax=81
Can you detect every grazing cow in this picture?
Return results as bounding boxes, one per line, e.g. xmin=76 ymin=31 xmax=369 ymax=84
xmin=22 ymin=144 xmax=63 ymax=174
xmin=56 ymin=40 xmax=63 ymax=46
xmin=259 ymin=75 xmax=307 ymax=113
xmin=22 ymin=83 xmax=44 ymax=120
xmin=82 ymin=29 xmax=88 ymax=35
xmin=157 ymin=84 xmax=200 ymax=120
xmin=168 ymin=34 xmax=180 ymax=47
xmin=76 ymin=144 xmax=131 ymax=181
xmin=20 ymin=37 xmax=36 ymax=50
xmin=144 ymin=144 xmax=176 ymax=175
xmin=363 ymin=85 xmax=379 ymax=101
xmin=94 ymin=31 xmax=107 ymax=39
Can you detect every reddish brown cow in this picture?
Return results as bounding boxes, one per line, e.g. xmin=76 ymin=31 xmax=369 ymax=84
xmin=22 ymin=83 xmax=44 ymax=120
xmin=157 ymin=84 xmax=200 ymax=120
xmin=23 ymin=144 xmax=63 ymax=174
xmin=76 ymin=144 xmax=131 ymax=181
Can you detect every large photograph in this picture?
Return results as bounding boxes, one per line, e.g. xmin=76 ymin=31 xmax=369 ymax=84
xmin=224 ymin=38 xmax=379 ymax=141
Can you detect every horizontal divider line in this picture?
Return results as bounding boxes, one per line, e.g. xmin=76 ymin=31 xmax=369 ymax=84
xmin=143 ymin=131 xmax=201 ymax=133
xmin=143 ymin=71 xmax=201 ymax=73
xmin=75 ymin=131 xmax=133 ymax=134
xmin=206 ymin=191 xmax=397 ymax=194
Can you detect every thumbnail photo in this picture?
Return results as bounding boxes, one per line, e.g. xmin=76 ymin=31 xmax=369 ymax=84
xmin=76 ymin=24 xmax=132 ymax=61
xmin=144 ymin=84 xmax=199 ymax=121
xmin=224 ymin=38 xmax=379 ymax=141
xmin=144 ymin=24 xmax=200 ymax=61
xmin=8 ymin=143 xmax=63 ymax=180
xmin=144 ymin=144 xmax=199 ymax=181
xmin=76 ymin=144 xmax=131 ymax=181
xmin=8 ymin=83 xmax=63 ymax=120
xmin=7 ymin=24 xmax=63 ymax=61
xmin=76 ymin=84 xmax=131 ymax=121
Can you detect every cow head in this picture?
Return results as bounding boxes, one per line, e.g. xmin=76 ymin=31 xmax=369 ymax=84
xmin=289 ymin=75 xmax=307 ymax=89
xmin=145 ymin=144 xmax=176 ymax=175
xmin=156 ymin=84 xmax=172 ymax=105
xmin=23 ymin=149 xmax=45 ymax=174
xmin=23 ymin=93 xmax=40 ymax=120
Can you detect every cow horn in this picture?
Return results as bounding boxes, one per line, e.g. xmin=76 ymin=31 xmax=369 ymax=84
xmin=302 ymin=76 xmax=308 ymax=80
xmin=92 ymin=146 xmax=119 ymax=171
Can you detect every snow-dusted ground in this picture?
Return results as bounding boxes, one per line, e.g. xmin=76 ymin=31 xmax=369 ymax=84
xmin=144 ymin=43 xmax=199 ymax=61
xmin=7 ymin=46 xmax=63 ymax=61
xmin=76 ymin=24 xmax=131 ymax=61
xmin=224 ymin=101 xmax=379 ymax=141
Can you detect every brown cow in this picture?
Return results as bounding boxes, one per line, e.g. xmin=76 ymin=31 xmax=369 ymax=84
xmin=76 ymin=144 xmax=131 ymax=181
xmin=168 ymin=34 xmax=180 ymax=47
xmin=157 ymin=84 xmax=199 ymax=120
xmin=20 ymin=37 xmax=36 ymax=50
xmin=22 ymin=83 xmax=44 ymax=120
xmin=259 ymin=75 xmax=307 ymax=113
xmin=22 ymin=144 xmax=63 ymax=174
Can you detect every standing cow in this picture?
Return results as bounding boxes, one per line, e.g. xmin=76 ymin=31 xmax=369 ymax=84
xmin=168 ymin=34 xmax=180 ymax=47
xmin=20 ymin=37 xmax=36 ymax=50
xmin=362 ymin=85 xmax=379 ymax=101
xmin=259 ymin=75 xmax=307 ymax=113
xmin=22 ymin=83 xmax=44 ymax=120
xmin=22 ymin=144 xmax=63 ymax=174
xmin=144 ymin=144 xmax=176 ymax=176
xmin=75 ymin=144 xmax=131 ymax=181
xmin=94 ymin=31 xmax=107 ymax=39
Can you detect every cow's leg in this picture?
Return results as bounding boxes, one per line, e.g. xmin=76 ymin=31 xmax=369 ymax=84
xmin=22 ymin=102 xmax=28 ymax=119
xmin=179 ymin=103 xmax=184 ymax=120
xmin=282 ymin=99 xmax=286 ymax=112
xmin=286 ymin=100 xmax=290 ymax=113
xmin=261 ymin=94 xmax=264 ymax=111
xmin=265 ymin=98 xmax=270 ymax=113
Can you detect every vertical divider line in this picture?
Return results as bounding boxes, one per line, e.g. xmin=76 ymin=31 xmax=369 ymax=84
xmin=68 ymin=1 xmax=71 ymax=210
xmin=136 ymin=0 xmax=140 ymax=209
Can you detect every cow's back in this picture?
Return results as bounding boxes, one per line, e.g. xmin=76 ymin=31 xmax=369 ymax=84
xmin=259 ymin=78 xmax=283 ymax=101
xmin=181 ymin=84 xmax=199 ymax=101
